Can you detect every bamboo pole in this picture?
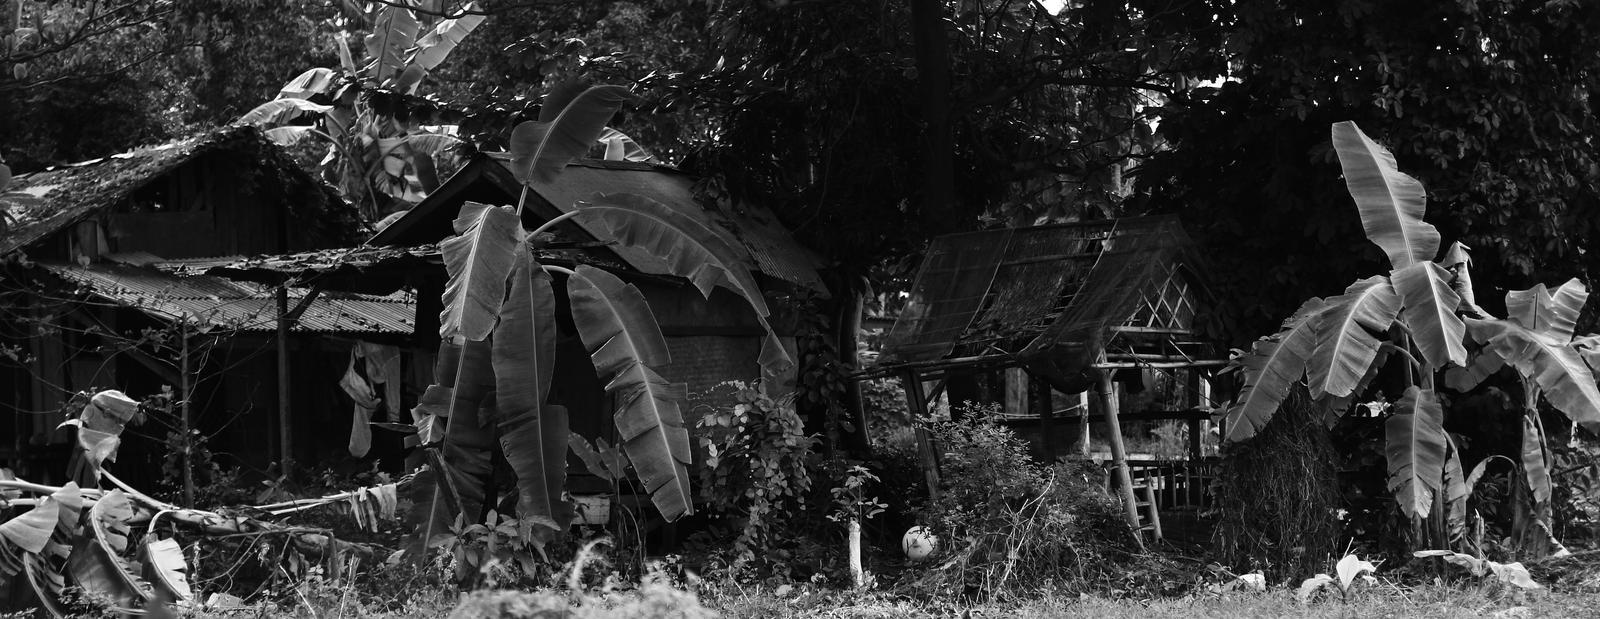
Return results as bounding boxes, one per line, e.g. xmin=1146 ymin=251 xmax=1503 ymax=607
xmin=1096 ymin=368 xmax=1145 ymax=551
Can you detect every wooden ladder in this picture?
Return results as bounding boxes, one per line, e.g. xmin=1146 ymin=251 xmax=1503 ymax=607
xmin=1128 ymin=472 xmax=1163 ymax=543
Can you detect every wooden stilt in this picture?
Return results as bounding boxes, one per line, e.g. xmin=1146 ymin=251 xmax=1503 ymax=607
xmin=1097 ymin=368 xmax=1145 ymax=551
xmin=277 ymin=287 xmax=294 ymax=476
xmin=902 ymin=370 xmax=941 ymax=502
xmin=1079 ymin=391 xmax=1091 ymax=457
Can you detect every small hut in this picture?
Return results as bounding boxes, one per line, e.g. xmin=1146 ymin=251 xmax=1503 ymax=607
xmin=871 ymin=216 xmax=1228 ymax=544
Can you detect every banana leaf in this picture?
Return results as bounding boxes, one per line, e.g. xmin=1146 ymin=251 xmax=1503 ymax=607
xmin=1222 ymin=298 xmax=1324 ymax=442
xmin=567 ymin=265 xmax=694 ymax=520
xmin=68 ymin=490 xmax=149 ymax=609
xmin=510 ymin=85 xmax=633 ymax=185
xmin=1386 ymin=387 xmax=1447 ymax=520
xmin=491 ymin=246 xmax=573 ymax=529
xmin=1467 ymin=317 xmax=1600 ymax=425
xmin=575 ymin=192 xmax=791 ymax=372
xmin=236 ymin=98 xmax=331 ymax=128
xmin=1391 ymin=262 xmax=1467 ymax=370
xmin=408 ymin=2 xmax=485 ymax=71
xmin=439 ymin=202 xmax=523 ymax=341
xmin=1506 ymin=279 xmax=1587 ymax=341
xmin=141 ymin=535 xmax=193 ymax=604
xmin=1307 ymin=276 xmax=1401 ymax=399
xmin=1332 ymin=121 xmax=1440 ymax=269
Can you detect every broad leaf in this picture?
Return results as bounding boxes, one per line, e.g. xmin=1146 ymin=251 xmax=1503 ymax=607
xmin=1444 ymin=345 xmax=1506 ymax=392
xmin=1467 ymin=318 xmax=1600 ymax=425
xmin=1308 ymin=276 xmax=1401 ymax=399
xmin=575 ymin=192 xmax=791 ymax=372
xmin=510 ymin=85 xmax=632 ymax=185
xmin=598 ymin=127 xmax=658 ymax=163
xmin=0 ymin=498 xmax=59 ymax=555
xmin=408 ymin=3 xmax=485 ymax=71
xmin=237 ymin=98 xmax=331 ymax=128
xmin=141 ymin=535 xmax=193 ymax=603
xmin=1506 ymin=279 xmax=1587 ymax=341
xmin=568 ymin=265 xmax=694 ymax=520
xmin=1386 ymin=387 xmax=1447 ymax=520
xmin=363 ymin=5 xmax=421 ymax=84
xmin=277 ymin=67 xmax=337 ymax=99
xmin=70 ymin=490 xmax=150 ymax=608
xmin=442 ymin=338 xmax=496 ymax=524
xmin=491 ymin=247 xmax=574 ymax=529
xmin=1414 ymin=549 xmax=1488 ymax=577
xmin=1222 ymin=298 xmax=1324 ymax=442
xmin=1522 ymin=414 xmax=1552 ymax=505
xmin=1335 ymin=554 xmax=1376 ymax=591
xmin=1391 ymin=262 xmax=1467 ymax=370
xmin=439 ymin=202 xmax=523 ymax=341
xmin=1296 ymin=574 xmax=1334 ymax=605
xmin=568 ymin=433 xmax=628 ymax=482
xmin=1331 ymin=121 xmax=1439 ymax=269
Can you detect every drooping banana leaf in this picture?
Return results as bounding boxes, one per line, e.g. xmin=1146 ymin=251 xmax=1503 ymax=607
xmin=510 ymin=85 xmax=633 ymax=185
xmin=277 ymin=67 xmax=338 ymax=99
xmin=1391 ymin=262 xmax=1468 ymax=370
xmin=236 ymin=98 xmax=331 ymax=128
xmin=490 ymin=247 xmax=573 ymax=529
xmin=1222 ymin=298 xmax=1325 ymax=442
xmin=68 ymin=490 xmax=150 ymax=609
xmin=1386 ymin=387 xmax=1448 ymax=520
xmin=439 ymin=202 xmax=523 ymax=341
xmin=1445 ymin=341 xmax=1507 ymax=393
xmin=1467 ymin=318 xmax=1600 ymax=425
xmin=1307 ymin=276 xmax=1401 ymax=399
xmin=1522 ymin=414 xmax=1553 ymax=505
xmin=598 ymin=127 xmax=658 ymax=163
xmin=1331 ymin=121 xmax=1440 ymax=269
xmin=140 ymin=535 xmax=193 ymax=604
xmin=575 ymin=192 xmax=791 ymax=372
xmin=567 ymin=265 xmax=695 ymax=520
xmin=443 ymin=338 xmax=497 ymax=523
xmin=0 ymin=496 xmax=59 ymax=557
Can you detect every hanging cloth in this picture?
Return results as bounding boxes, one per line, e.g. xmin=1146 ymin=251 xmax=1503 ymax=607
xmin=339 ymin=348 xmax=381 ymax=457
xmin=358 ymin=342 xmax=404 ymax=422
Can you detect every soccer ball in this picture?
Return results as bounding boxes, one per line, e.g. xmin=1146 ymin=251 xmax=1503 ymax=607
xmin=902 ymin=526 xmax=938 ymax=561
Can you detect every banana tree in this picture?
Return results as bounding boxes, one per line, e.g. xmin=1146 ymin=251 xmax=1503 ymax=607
xmin=406 ymin=86 xmax=792 ymax=554
xmin=235 ymin=1 xmax=487 ymax=219
xmin=1222 ymin=121 xmax=1600 ymax=557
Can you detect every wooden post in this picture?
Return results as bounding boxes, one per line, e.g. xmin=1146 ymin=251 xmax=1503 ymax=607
xmin=1096 ymin=368 xmax=1145 ymax=550
xmin=902 ymin=370 xmax=941 ymax=502
xmin=276 ymin=287 xmax=293 ymax=476
xmin=1033 ymin=376 xmax=1055 ymax=462
xmin=178 ymin=324 xmax=195 ymax=507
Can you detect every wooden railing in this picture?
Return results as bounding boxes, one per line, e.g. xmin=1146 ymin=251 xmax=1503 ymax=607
xmin=1122 ymin=458 xmax=1218 ymax=511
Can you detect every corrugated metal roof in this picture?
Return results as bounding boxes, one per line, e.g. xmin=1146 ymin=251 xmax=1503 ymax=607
xmin=41 ymin=262 xmax=414 ymax=335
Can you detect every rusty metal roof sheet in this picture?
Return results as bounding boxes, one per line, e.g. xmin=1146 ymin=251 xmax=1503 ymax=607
xmin=40 ymin=262 xmax=414 ymax=335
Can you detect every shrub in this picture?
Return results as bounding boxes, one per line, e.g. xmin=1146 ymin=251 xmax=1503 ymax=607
xmin=909 ymin=402 xmax=1132 ymax=598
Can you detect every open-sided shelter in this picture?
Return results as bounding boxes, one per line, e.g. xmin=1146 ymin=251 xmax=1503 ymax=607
xmin=872 ymin=216 xmax=1227 ymax=545
xmin=0 ymin=126 xmax=415 ymax=486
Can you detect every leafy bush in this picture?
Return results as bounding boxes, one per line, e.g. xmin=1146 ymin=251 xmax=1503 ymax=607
xmin=909 ymin=402 xmax=1132 ymax=597
xmin=691 ymin=381 xmax=819 ymax=568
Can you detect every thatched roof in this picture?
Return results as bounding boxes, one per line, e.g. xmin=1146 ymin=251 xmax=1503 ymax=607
xmin=0 ymin=126 xmax=363 ymax=257
xmin=880 ymin=216 xmax=1217 ymax=375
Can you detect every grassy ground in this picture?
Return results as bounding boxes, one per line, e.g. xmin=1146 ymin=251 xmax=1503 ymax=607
xmin=254 ymin=582 xmax=1595 ymax=618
